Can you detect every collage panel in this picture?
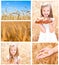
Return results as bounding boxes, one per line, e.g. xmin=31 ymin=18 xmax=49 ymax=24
xmin=1 ymin=0 xmax=31 ymax=20
xmin=32 ymin=43 xmax=58 ymax=64
xmin=32 ymin=0 xmax=58 ymax=42
xmin=1 ymin=21 xmax=31 ymax=41
xmin=1 ymin=42 xmax=31 ymax=64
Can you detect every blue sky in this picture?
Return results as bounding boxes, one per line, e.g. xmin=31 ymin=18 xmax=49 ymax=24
xmin=1 ymin=1 xmax=31 ymax=13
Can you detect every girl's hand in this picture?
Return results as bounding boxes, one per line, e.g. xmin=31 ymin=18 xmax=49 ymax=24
xmin=36 ymin=47 xmax=54 ymax=59
xmin=32 ymin=35 xmax=39 ymax=41
xmin=39 ymin=24 xmax=46 ymax=33
xmin=35 ymin=17 xmax=44 ymax=23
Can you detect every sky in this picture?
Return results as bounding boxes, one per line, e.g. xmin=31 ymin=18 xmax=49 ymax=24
xmin=1 ymin=1 xmax=31 ymax=13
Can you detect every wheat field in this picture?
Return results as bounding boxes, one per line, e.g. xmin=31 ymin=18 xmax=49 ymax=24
xmin=1 ymin=43 xmax=31 ymax=64
xmin=1 ymin=21 xmax=31 ymax=41
xmin=2 ymin=5 xmax=30 ymax=20
xmin=32 ymin=43 xmax=58 ymax=64
xmin=32 ymin=0 xmax=59 ymax=41
xmin=2 ymin=14 xmax=31 ymax=20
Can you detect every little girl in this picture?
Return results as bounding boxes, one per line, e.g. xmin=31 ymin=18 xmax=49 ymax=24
xmin=7 ymin=44 xmax=21 ymax=64
xmin=36 ymin=3 xmax=57 ymax=42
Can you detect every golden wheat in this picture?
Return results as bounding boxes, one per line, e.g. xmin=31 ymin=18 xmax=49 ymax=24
xmin=2 ymin=15 xmax=30 ymax=20
xmin=1 ymin=21 xmax=31 ymax=41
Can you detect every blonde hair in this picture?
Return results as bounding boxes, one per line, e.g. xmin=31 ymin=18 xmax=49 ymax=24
xmin=41 ymin=3 xmax=53 ymax=18
xmin=9 ymin=44 xmax=19 ymax=63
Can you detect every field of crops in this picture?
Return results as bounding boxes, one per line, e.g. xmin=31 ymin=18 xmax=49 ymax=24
xmin=1 ymin=21 xmax=31 ymax=41
xmin=1 ymin=14 xmax=30 ymax=20
xmin=2 ymin=4 xmax=30 ymax=20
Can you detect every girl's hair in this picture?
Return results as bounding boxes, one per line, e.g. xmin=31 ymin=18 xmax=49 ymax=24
xmin=9 ymin=44 xmax=19 ymax=63
xmin=41 ymin=3 xmax=53 ymax=18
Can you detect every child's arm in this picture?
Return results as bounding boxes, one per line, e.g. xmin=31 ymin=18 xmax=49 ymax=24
xmin=39 ymin=24 xmax=46 ymax=33
xmin=52 ymin=45 xmax=58 ymax=53
xmin=49 ymin=18 xmax=55 ymax=32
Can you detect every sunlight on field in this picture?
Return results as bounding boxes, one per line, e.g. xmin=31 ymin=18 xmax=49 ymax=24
xmin=32 ymin=43 xmax=58 ymax=64
xmin=1 ymin=21 xmax=31 ymax=41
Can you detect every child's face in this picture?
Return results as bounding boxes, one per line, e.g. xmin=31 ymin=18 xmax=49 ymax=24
xmin=10 ymin=46 xmax=17 ymax=56
xmin=42 ymin=6 xmax=50 ymax=17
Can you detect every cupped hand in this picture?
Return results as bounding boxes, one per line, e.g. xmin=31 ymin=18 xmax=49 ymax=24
xmin=36 ymin=47 xmax=53 ymax=59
